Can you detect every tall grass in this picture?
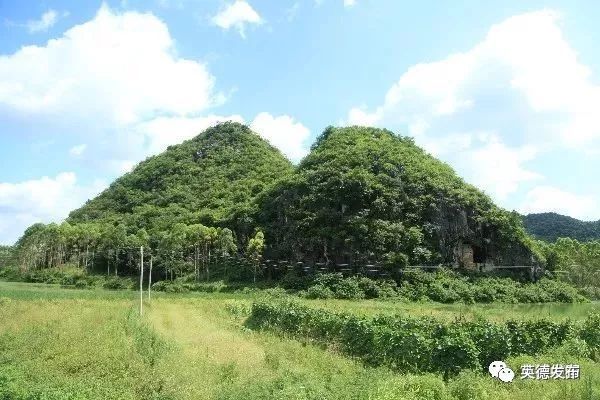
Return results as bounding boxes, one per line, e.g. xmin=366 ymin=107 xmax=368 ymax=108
xmin=0 ymin=281 xmax=598 ymax=400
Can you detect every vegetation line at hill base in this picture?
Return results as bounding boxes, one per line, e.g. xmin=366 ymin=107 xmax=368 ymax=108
xmin=247 ymin=299 xmax=600 ymax=379
xmin=1 ymin=264 xmax=595 ymax=303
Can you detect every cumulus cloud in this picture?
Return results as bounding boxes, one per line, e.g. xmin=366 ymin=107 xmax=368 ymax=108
xmin=211 ymin=1 xmax=262 ymax=38
xmin=0 ymin=4 xmax=221 ymax=124
xmin=347 ymin=10 xmax=600 ymax=148
xmin=0 ymin=5 xmax=312 ymax=243
xmin=520 ymin=186 xmax=599 ymax=220
xmin=345 ymin=10 xmax=600 ymax=213
xmin=0 ymin=5 xmax=230 ymax=241
xmin=251 ymin=112 xmax=311 ymax=161
xmin=0 ymin=173 xmax=106 ymax=244
xmin=343 ymin=0 xmax=356 ymax=7
xmin=452 ymin=134 xmax=541 ymax=200
xmin=136 ymin=112 xmax=310 ymax=162
xmin=26 ymin=10 xmax=60 ymax=33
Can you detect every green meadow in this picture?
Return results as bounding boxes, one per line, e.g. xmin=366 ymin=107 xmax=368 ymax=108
xmin=0 ymin=280 xmax=599 ymax=400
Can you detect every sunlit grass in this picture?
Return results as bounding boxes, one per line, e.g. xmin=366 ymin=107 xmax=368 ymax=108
xmin=0 ymin=280 xmax=598 ymax=400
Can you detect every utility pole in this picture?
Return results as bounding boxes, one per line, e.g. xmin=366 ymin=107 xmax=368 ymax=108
xmin=139 ymin=246 xmax=144 ymax=316
xmin=148 ymin=255 xmax=153 ymax=300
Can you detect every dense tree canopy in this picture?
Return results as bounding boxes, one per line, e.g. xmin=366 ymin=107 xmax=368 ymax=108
xmin=523 ymin=212 xmax=600 ymax=242
xmin=0 ymin=245 xmax=12 ymax=266
xmin=9 ymin=124 xmax=545 ymax=279
xmin=68 ymin=122 xmax=294 ymax=243
xmin=540 ymin=237 xmax=600 ymax=293
xmin=257 ymin=126 xmax=538 ymax=266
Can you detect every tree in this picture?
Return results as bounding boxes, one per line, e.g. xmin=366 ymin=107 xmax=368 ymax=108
xmin=187 ymin=224 xmax=207 ymax=282
xmin=246 ymin=231 xmax=265 ymax=283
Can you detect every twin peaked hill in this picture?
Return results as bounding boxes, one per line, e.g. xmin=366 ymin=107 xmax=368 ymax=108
xmin=69 ymin=122 xmax=538 ymax=266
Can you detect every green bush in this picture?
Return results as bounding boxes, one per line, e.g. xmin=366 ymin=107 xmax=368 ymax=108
xmin=0 ymin=266 xmax=22 ymax=281
xmin=280 ymin=271 xmax=312 ymax=290
xmin=332 ymin=276 xmax=365 ymax=300
xmin=248 ymin=300 xmax=599 ymax=378
xmin=306 ymin=284 xmax=334 ymax=299
xmin=579 ymin=313 xmax=600 ymax=360
xmin=102 ymin=277 xmax=133 ymax=290
xmin=301 ymin=271 xmax=587 ymax=304
xmin=151 ymin=280 xmax=189 ymax=293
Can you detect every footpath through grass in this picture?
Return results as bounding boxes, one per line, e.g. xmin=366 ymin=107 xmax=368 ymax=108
xmin=0 ymin=280 xmax=599 ymax=400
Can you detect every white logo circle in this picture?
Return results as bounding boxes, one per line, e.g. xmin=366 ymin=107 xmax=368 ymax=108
xmin=488 ymin=361 xmax=507 ymax=378
xmin=498 ymin=367 xmax=515 ymax=383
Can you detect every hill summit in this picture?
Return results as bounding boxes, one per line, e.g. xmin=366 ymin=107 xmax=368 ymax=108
xmin=258 ymin=126 xmax=539 ymax=267
xmin=69 ymin=122 xmax=294 ymax=240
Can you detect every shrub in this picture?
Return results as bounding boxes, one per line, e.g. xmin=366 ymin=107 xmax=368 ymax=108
xmin=579 ymin=313 xmax=600 ymax=360
xmin=431 ymin=326 xmax=480 ymax=379
xmin=332 ymin=277 xmax=365 ymax=300
xmin=0 ymin=266 xmax=22 ymax=281
xmin=150 ymin=280 xmax=189 ymax=293
xmin=295 ymin=270 xmax=586 ymax=304
xmin=248 ymin=300 xmax=591 ymax=377
xmin=102 ymin=277 xmax=133 ymax=290
xmin=312 ymin=273 xmax=344 ymax=289
xmin=263 ymin=287 xmax=288 ymax=298
xmin=358 ymin=277 xmax=379 ymax=299
xmin=374 ymin=279 xmax=400 ymax=299
xmin=150 ymin=281 xmax=169 ymax=292
xmin=280 ymin=271 xmax=312 ymax=291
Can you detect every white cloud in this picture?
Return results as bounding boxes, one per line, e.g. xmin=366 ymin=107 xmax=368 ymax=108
xmin=0 ymin=4 xmax=220 ymax=124
xmin=136 ymin=114 xmax=245 ymax=155
xmin=347 ymin=10 xmax=600 ymax=148
xmin=26 ymin=10 xmax=59 ymax=33
xmin=520 ymin=186 xmax=599 ymax=220
xmin=450 ymin=134 xmax=541 ymax=200
xmin=0 ymin=5 xmax=229 ymax=241
xmin=69 ymin=144 xmax=87 ymax=157
xmin=251 ymin=112 xmax=311 ymax=161
xmin=345 ymin=10 xmax=600 ymax=214
xmin=212 ymin=1 xmax=262 ymax=38
xmin=137 ymin=112 xmax=310 ymax=162
xmin=347 ymin=107 xmax=382 ymax=126
xmin=314 ymin=0 xmax=355 ymax=7
xmin=0 ymin=173 xmax=106 ymax=244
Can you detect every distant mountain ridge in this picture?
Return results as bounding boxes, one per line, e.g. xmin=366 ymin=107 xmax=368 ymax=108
xmin=522 ymin=212 xmax=600 ymax=242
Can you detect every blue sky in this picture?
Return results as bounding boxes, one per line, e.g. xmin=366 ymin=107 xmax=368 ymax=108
xmin=1 ymin=0 xmax=600 ymax=244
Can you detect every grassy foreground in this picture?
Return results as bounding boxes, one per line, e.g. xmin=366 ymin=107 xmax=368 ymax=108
xmin=0 ymin=280 xmax=599 ymax=400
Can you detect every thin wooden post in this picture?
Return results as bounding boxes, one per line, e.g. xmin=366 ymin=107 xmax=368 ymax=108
xmin=148 ymin=255 xmax=153 ymax=300
xmin=139 ymin=246 xmax=144 ymax=316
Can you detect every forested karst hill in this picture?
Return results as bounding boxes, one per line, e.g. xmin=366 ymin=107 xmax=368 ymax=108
xmin=258 ymin=126 xmax=539 ymax=266
xmin=68 ymin=122 xmax=294 ymax=241
xmin=13 ymin=123 xmax=542 ymax=275
xmin=523 ymin=212 xmax=600 ymax=242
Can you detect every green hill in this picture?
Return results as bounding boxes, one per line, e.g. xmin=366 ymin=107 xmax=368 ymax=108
xmin=258 ymin=126 xmax=539 ymax=266
xmin=68 ymin=122 xmax=294 ymax=241
xmin=14 ymin=124 xmax=542 ymax=275
xmin=523 ymin=212 xmax=600 ymax=242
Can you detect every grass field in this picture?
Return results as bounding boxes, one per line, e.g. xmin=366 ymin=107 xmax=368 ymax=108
xmin=0 ymin=280 xmax=599 ymax=400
